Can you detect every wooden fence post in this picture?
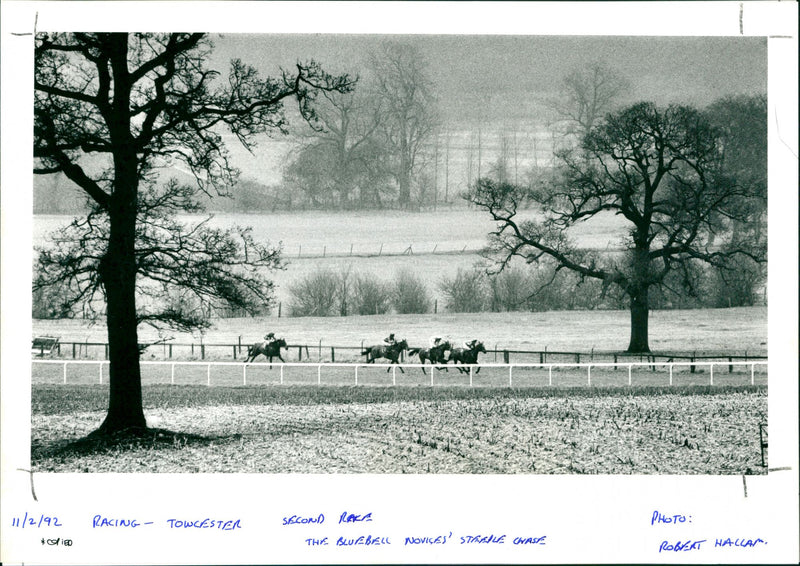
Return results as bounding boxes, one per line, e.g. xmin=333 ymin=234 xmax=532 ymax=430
xmin=503 ymin=350 xmax=510 ymax=364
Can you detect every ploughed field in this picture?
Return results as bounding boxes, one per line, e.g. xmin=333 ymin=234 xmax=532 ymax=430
xmin=31 ymin=385 xmax=767 ymax=474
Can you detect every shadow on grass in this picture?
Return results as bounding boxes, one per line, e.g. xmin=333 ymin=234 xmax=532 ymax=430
xmin=33 ymin=427 xmax=243 ymax=461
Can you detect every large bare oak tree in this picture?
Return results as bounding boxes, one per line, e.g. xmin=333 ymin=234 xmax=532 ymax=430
xmin=467 ymin=102 xmax=766 ymax=353
xmin=34 ymin=33 xmax=353 ymax=435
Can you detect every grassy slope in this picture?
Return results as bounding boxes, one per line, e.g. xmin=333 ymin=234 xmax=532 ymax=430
xmin=30 ymin=212 xmax=769 ymax=473
xmin=33 ymin=211 xmax=767 ymax=354
xmin=34 ymin=210 xmax=630 ymax=307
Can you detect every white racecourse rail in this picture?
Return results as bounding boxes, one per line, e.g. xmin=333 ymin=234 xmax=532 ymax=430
xmin=32 ymin=360 xmax=768 ymax=387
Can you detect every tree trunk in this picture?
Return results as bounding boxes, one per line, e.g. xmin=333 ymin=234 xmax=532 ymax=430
xmin=398 ymin=153 xmax=411 ymax=207
xmin=96 ymin=35 xmax=147 ymax=435
xmin=96 ymin=191 xmax=146 ymax=434
xmin=627 ymin=285 xmax=651 ymax=353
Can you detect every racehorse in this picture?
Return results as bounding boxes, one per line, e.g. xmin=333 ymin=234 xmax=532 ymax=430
xmin=408 ymin=341 xmax=451 ymax=375
xmin=449 ymin=341 xmax=487 ymax=374
xmin=361 ymin=339 xmax=409 ymax=372
xmin=245 ymin=337 xmax=288 ymax=366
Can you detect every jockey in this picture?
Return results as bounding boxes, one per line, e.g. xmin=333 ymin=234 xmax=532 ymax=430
xmin=429 ymin=335 xmax=443 ymax=348
xmin=263 ymin=332 xmax=276 ymax=348
xmin=383 ymin=333 xmax=396 ymax=346
xmin=463 ymin=339 xmax=479 ymax=350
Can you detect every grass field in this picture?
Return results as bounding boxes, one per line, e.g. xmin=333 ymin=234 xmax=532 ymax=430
xmin=31 ymin=384 xmax=768 ymax=474
xmin=34 ymin=210 xmax=630 ymax=307
xmin=30 ymin=213 xmax=769 ymax=475
xmin=33 ymin=306 xmax=768 ymax=360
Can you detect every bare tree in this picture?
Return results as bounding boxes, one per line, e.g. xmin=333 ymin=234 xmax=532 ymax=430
xmin=285 ymin=88 xmax=384 ymax=208
xmin=371 ymin=42 xmax=437 ymax=208
xmin=35 ymin=179 xmax=282 ymax=328
xmin=549 ymin=62 xmax=630 ymax=140
xmin=34 ymin=32 xmax=353 ymax=435
xmin=467 ymin=102 xmax=765 ymax=352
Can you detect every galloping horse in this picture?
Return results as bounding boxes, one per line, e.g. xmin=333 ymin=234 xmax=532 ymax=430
xmin=449 ymin=341 xmax=487 ymax=374
xmin=245 ymin=337 xmax=288 ymax=366
xmin=361 ymin=339 xmax=409 ymax=373
xmin=409 ymin=341 xmax=451 ymax=375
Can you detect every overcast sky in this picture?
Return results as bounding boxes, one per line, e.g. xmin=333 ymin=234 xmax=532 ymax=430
xmin=203 ymin=34 xmax=766 ymax=182
xmin=210 ymin=34 xmax=767 ymax=122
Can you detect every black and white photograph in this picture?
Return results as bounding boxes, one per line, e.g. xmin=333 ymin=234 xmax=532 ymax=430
xmin=28 ymin=29 xmax=772 ymax=475
xmin=2 ymin=1 xmax=798 ymax=564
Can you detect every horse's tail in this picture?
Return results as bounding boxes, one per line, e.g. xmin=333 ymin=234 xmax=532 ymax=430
xmin=361 ymin=348 xmax=370 ymax=356
xmin=408 ymin=348 xmax=420 ymax=356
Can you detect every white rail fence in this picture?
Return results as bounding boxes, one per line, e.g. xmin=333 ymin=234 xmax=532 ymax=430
xmin=32 ymin=360 xmax=768 ymax=388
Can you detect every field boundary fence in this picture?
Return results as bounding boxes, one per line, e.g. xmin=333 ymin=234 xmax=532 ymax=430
xmin=36 ymin=339 xmax=767 ymax=371
xmin=291 ymin=241 xmax=484 ymax=259
xmin=32 ymin=359 xmax=768 ymax=388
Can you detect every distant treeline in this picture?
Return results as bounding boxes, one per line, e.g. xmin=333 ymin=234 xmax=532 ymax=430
xmin=34 ymin=175 xmax=470 ymax=215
